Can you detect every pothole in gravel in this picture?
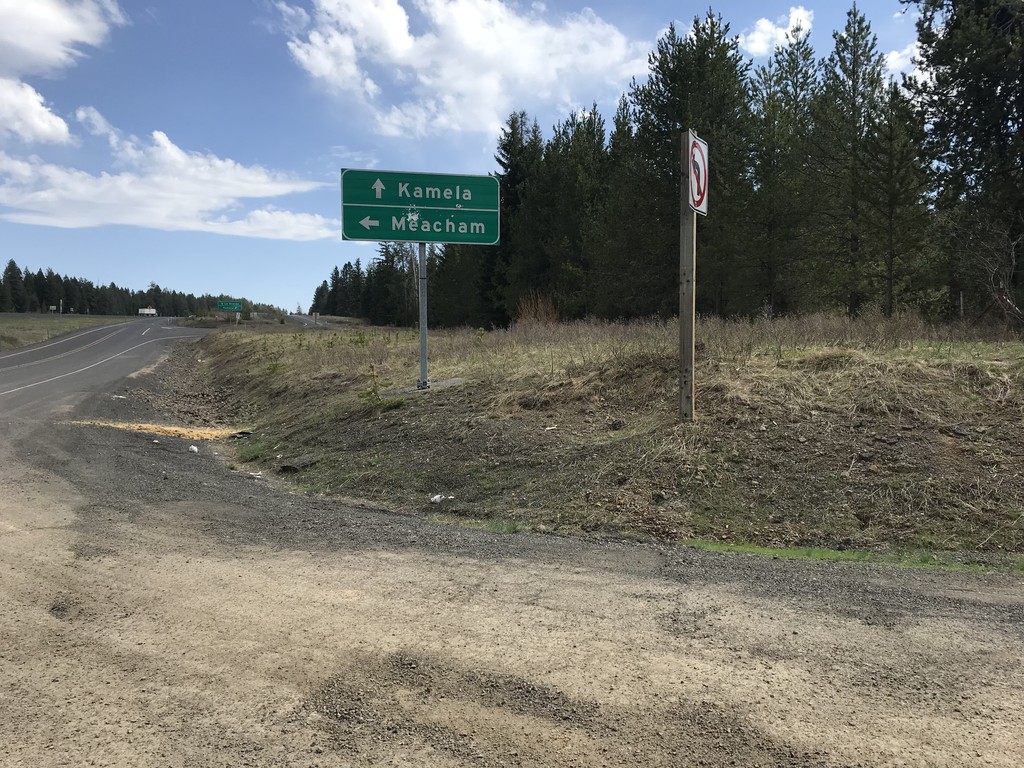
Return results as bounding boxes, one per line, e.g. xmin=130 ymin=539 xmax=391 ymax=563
xmin=48 ymin=593 xmax=90 ymax=622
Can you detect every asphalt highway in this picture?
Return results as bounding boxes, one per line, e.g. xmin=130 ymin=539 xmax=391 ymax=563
xmin=0 ymin=317 xmax=209 ymax=415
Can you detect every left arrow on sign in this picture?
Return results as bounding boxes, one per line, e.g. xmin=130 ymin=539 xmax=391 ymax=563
xmin=360 ymin=216 xmax=380 ymax=229
xmin=372 ymin=179 xmax=385 ymax=199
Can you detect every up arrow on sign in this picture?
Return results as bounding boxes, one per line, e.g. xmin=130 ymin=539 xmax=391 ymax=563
xmin=372 ymin=179 xmax=385 ymax=199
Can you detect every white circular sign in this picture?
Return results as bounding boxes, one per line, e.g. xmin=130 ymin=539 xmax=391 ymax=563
xmin=688 ymin=134 xmax=708 ymax=215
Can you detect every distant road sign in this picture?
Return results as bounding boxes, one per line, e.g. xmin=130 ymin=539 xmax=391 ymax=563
xmin=340 ymin=169 xmax=500 ymax=245
xmin=218 ymin=301 xmax=243 ymax=312
xmin=688 ymin=131 xmax=709 ymax=216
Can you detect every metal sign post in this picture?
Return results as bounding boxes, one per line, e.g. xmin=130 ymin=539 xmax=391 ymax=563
xmin=417 ymin=242 xmax=429 ymax=389
xmin=680 ymin=130 xmax=708 ymax=422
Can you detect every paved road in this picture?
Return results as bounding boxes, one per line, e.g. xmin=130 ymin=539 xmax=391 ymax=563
xmin=0 ymin=318 xmax=208 ymax=414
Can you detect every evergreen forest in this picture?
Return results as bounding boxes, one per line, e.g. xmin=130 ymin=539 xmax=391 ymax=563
xmin=0 ymin=258 xmax=251 ymax=318
xmin=311 ymin=1 xmax=1024 ymax=328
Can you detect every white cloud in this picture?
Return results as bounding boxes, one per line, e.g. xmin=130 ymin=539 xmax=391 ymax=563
xmin=0 ymin=114 xmax=337 ymax=240
xmin=270 ymin=0 xmax=310 ymax=36
xmin=288 ymin=27 xmax=382 ymax=99
xmin=0 ymin=0 xmax=126 ymax=147
xmin=75 ymin=104 xmax=126 ymax=153
xmin=0 ymin=78 xmax=71 ymax=143
xmin=0 ymin=0 xmax=126 ymax=77
xmin=330 ymin=145 xmax=379 ymax=168
xmin=885 ymin=41 xmax=919 ymax=77
xmin=738 ymin=6 xmax=813 ymax=57
xmin=281 ymin=0 xmax=650 ymax=137
xmin=208 ymin=208 xmax=336 ymax=240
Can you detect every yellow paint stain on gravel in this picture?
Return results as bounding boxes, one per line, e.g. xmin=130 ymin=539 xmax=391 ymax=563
xmin=68 ymin=421 xmax=238 ymax=440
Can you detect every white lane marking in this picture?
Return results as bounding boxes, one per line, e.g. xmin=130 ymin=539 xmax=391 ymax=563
xmin=0 ymin=334 xmax=205 ymax=397
xmin=0 ymin=325 xmax=134 ymax=373
xmin=0 ymin=321 xmax=136 ymax=361
xmin=142 ymin=328 xmax=150 ymax=336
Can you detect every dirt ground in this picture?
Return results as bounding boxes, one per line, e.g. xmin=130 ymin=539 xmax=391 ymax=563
xmin=1 ymin=351 xmax=1023 ymax=767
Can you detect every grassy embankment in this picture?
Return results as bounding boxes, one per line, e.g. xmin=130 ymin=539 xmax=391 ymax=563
xmin=0 ymin=314 xmax=130 ymax=350
xmin=196 ymin=312 xmax=1024 ymax=567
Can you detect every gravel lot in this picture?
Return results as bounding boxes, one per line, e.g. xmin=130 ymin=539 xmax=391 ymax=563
xmin=1 ymin=343 xmax=1022 ymax=767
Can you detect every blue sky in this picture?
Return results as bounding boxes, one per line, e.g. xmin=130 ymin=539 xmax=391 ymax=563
xmin=0 ymin=1 xmax=920 ymax=312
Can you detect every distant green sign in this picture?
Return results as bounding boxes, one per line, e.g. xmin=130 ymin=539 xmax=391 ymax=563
xmin=340 ymin=169 xmax=500 ymax=245
xmin=218 ymin=301 xmax=243 ymax=312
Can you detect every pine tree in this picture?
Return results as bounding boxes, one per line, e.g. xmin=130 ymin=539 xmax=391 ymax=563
xmin=629 ymin=12 xmax=754 ymax=315
xmin=492 ymin=112 xmax=544 ymax=324
xmin=908 ymin=0 xmax=1023 ymax=211
xmin=326 ymin=266 xmax=342 ymax=316
xmin=906 ymin=0 xmax=1024 ymax=317
xmin=749 ymin=27 xmax=823 ymax=314
xmin=145 ymin=283 xmax=164 ymax=316
xmin=628 ymin=23 xmax=696 ymax=316
xmin=863 ymin=79 xmax=934 ymax=315
xmin=361 ymin=243 xmax=416 ymax=326
xmin=809 ymin=3 xmax=886 ymax=313
xmin=585 ymin=95 xmax=653 ymax=318
xmin=341 ymin=259 xmax=365 ymax=317
xmin=0 ymin=276 xmax=13 ymax=312
xmin=429 ymin=244 xmax=488 ymax=327
xmin=310 ymin=280 xmax=328 ymax=315
xmin=2 ymin=260 xmax=29 ymax=312
xmin=550 ymin=105 xmax=608 ymax=317
xmin=503 ymin=105 xmax=608 ymax=318
xmin=43 ymin=268 xmax=63 ymax=311
xmin=23 ymin=269 xmax=40 ymax=312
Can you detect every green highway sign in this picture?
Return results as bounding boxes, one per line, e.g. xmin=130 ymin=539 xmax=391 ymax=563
xmin=340 ymin=169 xmax=500 ymax=245
xmin=218 ymin=301 xmax=243 ymax=312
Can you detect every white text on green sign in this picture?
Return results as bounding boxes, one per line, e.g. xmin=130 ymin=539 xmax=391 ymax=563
xmin=342 ymin=205 xmax=498 ymax=245
xmin=340 ymin=169 xmax=500 ymax=245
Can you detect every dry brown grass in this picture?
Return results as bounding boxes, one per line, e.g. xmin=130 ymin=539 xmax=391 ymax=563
xmin=0 ymin=315 xmax=129 ymax=350
xmin=515 ymin=291 xmax=561 ymax=324
xmin=195 ymin=313 xmax=1024 ymax=558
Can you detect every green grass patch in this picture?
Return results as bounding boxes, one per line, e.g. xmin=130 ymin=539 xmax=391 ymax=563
xmin=235 ymin=439 xmax=276 ymax=463
xmin=681 ymin=538 xmax=1019 ymax=573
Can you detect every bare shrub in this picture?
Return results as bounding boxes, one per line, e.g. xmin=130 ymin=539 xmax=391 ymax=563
xmin=515 ymin=291 xmax=560 ymax=325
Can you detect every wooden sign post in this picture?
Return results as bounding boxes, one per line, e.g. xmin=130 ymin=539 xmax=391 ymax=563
xmin=680 ymin=130 xmax=708 ymax=422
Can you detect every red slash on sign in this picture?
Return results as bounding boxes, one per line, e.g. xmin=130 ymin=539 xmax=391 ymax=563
xmin=688 ymin=131 xmax=708 ymax=216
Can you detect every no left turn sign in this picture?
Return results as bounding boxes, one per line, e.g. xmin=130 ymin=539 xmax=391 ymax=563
xmin=688 ymin=131 xmax=708 ymax=216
